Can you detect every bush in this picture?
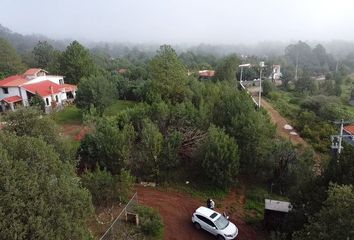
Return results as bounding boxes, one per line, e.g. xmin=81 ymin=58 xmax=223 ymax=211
xmin=262 ymin=80 xmax=274 ymax=97
xmin=267 ymin=92 xmax=281 ymax=101
xmin=135 ymin=205 xmax=164 ymax=238
xmin=81 ymin=168 xmax=135 ymax=206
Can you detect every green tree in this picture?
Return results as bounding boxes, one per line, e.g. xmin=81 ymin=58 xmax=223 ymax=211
xmin=59 ymin=41 xmax=96 ymax=84
xmin=149 ymin=45 xmax=188 ymax=103
xmin=75 ymin=75 xmax=116 ymax=114
xmin=0 ymin=38 xmax=26 ymax=77
xmin=293 ymin=184 xmax=354 ymax=240
xmin=0 ymin=133 xmax=92 ymax=240
xmin=139 ymin=119 xmax=163 ymax=182
xmin=29 ymin=92 xmax=45 ymax=111
xmin=199 ymin=125 xmax=239 ymax=187
xmin=32 ymin=41 xmax=55 ymax=69
xmin=1 ymin=107 xmax=76 ymax=162
xmin=262 ymin=79 xmax=274 ymax=97
xmin=78 ymin=118 xmax=135 ymax=174
xmin=214 ymin=54 xmax=241 ymax=82
xmin=81 ymin=168 xmax=135 ymax=206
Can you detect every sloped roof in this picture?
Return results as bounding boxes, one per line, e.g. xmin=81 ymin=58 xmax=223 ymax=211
xmin=265 ymin=199 xmax=292 ymax=213
xmin=0 ymin=75 xmax=27 ymax=87
xmin=199 ymin=70 xmax=215 ymax=77
xmin=59 ymin=84 xmax=77 ymax=92
xmin=344 ymin=125 xmax=354 ymax=135
xmin=21 ymin=80 xmax=68 ymax=97
xmin=24 ymin=68 xmax=48 ymax=76
xmin=1 ymin=95 xmax=22 ymax=103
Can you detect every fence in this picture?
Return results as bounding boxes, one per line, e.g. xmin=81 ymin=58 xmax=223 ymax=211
xmin=99 ymin=192 xmax=139 ymax=240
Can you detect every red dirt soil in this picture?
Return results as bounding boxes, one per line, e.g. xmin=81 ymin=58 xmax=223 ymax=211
xmin=137 ymin=186 xmax=263 ymax=240
xmin=60 ymin=123 xmax=90 ymax=141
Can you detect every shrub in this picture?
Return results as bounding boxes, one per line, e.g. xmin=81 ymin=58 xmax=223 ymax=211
xmin=268 ymin=92 xmax=281 ymax=101
xmin=135 ymin=205 xmax=164 ymax=238
xmin=81 ymin=168 xmax=135 ymax=206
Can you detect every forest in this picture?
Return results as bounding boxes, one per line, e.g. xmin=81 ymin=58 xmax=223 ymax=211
xmin=0 ymin=24 xmax=354 ymax=240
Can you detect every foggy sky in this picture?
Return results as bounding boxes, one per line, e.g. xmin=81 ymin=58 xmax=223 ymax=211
xmin=1 ymin=0 xmax=354 ymax=44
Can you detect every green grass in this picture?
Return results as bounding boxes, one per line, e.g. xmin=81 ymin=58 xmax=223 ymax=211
xmin=162 ymin=182 xmax=229 ymax=202
xmin=104 ymin=100 xmax=137 ymax=116
xmin=52 ymin=106 xmax=82 ymax=124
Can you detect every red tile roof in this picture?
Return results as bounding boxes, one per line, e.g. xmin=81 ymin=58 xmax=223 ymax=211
xmin=1 ymin=95 xmax=22 ymax=103
xmin=0 ymin=75 xmax=27 ymax=87
xmin=22 ymin=81 xmax=64 ymax=97
xmin=59 ymin=84 xmax=77 ymax=92
xmin=344 ymin=125 xmax=354 ymax=135
xmin=23 ymin=68 xmax=47 ymax=76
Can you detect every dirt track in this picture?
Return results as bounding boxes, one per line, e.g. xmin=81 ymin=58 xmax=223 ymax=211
xmin=137 ymin=186 xmax=263 ymax=240
xmin=260 ymin=99 xmax=309 ymax=147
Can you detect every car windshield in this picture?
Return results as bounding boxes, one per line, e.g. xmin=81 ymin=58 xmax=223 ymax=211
xmin=214 ymin=215 xmax=229 ymax=230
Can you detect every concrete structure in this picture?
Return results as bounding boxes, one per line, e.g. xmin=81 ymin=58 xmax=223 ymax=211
xmin=0 ymin=68 xmax=76 ymax=113
xmin=272 ymin=65 xmax=281 ymax=80
xmin=264 ymin=199 xmax=292 ymax=230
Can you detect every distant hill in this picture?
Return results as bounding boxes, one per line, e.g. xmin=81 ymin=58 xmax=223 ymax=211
xmin=0 ymin=24 xmax=69 ymax=53
xmin=1 ymin=23 xmax=354 ymax=59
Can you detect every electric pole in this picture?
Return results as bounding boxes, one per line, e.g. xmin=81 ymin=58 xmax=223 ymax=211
xmin=295 ymin=52 xmax=299 ymax=81
xmin=258 ymin=61 xmax=265 ymax=108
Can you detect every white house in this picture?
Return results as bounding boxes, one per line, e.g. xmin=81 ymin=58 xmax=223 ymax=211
xmin=0 ymin=68 xmax=77 ymax=113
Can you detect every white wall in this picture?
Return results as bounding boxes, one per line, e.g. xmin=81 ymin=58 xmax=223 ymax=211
xmin=0 ymin=87 xmax=21 ymax=100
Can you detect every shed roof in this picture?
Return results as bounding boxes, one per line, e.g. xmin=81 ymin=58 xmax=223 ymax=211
xmin=1 ymin=95 xmax=22 ymax=103
xmin=265 ymin=199 xmax=292 ymax=213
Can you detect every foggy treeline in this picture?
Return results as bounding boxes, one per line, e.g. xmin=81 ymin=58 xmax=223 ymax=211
xmin=2 ymin=24 xmax=354 ymax=61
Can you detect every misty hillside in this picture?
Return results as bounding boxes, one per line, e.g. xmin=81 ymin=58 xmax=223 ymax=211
xmin=2 ymin=23 xmax=354 ymax=60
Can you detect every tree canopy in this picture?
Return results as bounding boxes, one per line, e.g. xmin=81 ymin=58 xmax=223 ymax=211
xmin=149 ymin=45 xmax=188 ymax=103
xmin=59 ymin=41 xmax=96 ymax=84
xmin=0 ymin=38 xmax=26 ymax=77
xmin=0 ymin=133 xmax=92 ymax=240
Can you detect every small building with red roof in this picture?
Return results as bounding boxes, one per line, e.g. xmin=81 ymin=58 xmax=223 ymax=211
xmin=344 ymin=124 xmax=354 ymax=146
xmin=0 ymin=68 xmax=76 ymax=113
xmin=198 ymin=70 xmax=215 ymax=79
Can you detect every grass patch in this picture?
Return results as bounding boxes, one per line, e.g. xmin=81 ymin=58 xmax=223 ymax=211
xmin=163 ymin=182 xmax=229 ymax=202
xmin=104 ymin=100 xmax=137 ymax=116
xmin=52 ymin=106 xmax=82 ymax=124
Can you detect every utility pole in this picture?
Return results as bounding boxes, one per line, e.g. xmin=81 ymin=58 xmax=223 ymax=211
xmin=258 ymin=61 xmax=265 ymax=108
xmin=295 ymin=52 xmax=299 ymax=81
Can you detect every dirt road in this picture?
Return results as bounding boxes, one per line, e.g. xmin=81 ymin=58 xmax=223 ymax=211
xmin=260 ymin=99 xmax=309 ymax=147
xmin=137 ymin=186 xmax=263 ymax=240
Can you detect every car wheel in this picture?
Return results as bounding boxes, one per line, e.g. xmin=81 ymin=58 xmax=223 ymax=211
xmin=194 ymin=222 xmax=201 ymax=230
xmin=217 ymin=235 xmax=225 ymax=240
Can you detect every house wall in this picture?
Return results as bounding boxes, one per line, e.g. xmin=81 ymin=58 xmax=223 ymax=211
xmin=0 ymin=87 xmax=21 ymax=100
xmin=19 ymin=88 xmax=29 ymax=106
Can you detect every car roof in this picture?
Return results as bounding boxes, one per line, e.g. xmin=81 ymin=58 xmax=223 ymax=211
xmin=195 ymin=206 xmax=220 ymax=219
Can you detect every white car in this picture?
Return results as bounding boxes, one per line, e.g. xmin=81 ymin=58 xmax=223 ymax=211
xmin=192 ymin=206 xmax=238 ymax=240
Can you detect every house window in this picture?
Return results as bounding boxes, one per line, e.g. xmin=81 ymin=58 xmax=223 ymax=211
xmin=55 ymin=95 xmax=59 ymax=102
xmin=2 ymin=88 xmax=9 ymax=94
xmin=45 ymin=98 xmax=49 ymax=106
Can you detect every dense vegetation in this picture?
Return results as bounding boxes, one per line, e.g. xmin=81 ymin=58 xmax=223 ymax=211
xmin=1 ymin=32 xmax=354 ymax=239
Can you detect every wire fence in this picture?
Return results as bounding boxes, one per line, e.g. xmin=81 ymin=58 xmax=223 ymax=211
xmin=100 ymin=192 xmax=139 ymax=240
